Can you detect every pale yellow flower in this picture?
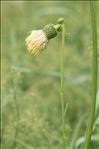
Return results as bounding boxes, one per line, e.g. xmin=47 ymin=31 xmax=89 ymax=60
xmin=25 ymin=30 xmax=48 ymax=56
xmin=25 ymin=24 xmax=59 ymax=56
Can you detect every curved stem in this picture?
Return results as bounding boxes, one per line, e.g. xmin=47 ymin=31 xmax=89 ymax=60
xmin=60 ymin=23 xmax=66 ymax=149
xmin=84 ymin=1 xmax=98 ymax=148
xmin=69 ymin=115 xmax=85 ymax=149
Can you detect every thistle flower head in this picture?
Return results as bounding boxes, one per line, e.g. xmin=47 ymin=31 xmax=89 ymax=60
xmin=25 ymin=30 xmax=48 ymax=56
xmin=25 ymin=24 xmax=58 ymax=56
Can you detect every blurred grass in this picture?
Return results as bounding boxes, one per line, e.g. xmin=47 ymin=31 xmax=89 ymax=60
xmin=1 ymin=1 xmax=99 ymax=149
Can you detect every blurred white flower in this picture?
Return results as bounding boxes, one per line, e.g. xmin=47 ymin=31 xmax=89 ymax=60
xmin=25 ymin=30 xmax=48 ymax=56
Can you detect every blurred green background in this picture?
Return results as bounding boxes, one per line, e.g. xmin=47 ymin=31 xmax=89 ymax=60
xmin=1 ymin=1 xmax=99 ymax=149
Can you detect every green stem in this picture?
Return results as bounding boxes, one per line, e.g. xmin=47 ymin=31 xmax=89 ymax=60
xmin=60 ymin=22 xmax=66 ymax=149
xmin=84 ymin=1 xmax=98 ymax=149
xmin=69 ymin=116 xmax=84 ymax=149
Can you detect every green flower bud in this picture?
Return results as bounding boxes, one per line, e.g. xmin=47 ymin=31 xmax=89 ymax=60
xmin=43 ymin=24 xmax=57 ymax=40
xmin=57 ymin=18 xmax=64 ymax=24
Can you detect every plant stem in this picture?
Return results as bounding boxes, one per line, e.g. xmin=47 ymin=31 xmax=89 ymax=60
xmin=60 ymin=22 xmax=66 ymax=149
xmin=84 ymin=1 xmax=98 ymax=149
xmin=69 ymin=115 xmax=85 ymax=149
